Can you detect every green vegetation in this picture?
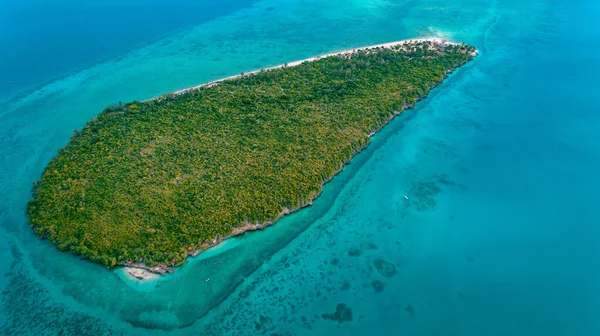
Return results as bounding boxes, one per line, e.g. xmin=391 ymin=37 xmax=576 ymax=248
xmin=27 ymin=42 xmax=476 ymax=269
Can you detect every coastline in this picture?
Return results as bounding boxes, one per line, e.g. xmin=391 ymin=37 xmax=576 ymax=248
xmin=145 ymin=37 xmax=467 ymax=102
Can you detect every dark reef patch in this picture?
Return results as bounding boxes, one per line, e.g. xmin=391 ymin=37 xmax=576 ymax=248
xmin=371 ymin=280 xmax=385 ymax=292
xmin=321 ymin=303 xmax=353 ymax=323
xmin=0 ymin=246 xmax=118 ymax=335
xmin=373 ymin=258 xmax=397 ymax=277
xmin=437 ymin=174 xmax=456 ymax=186
xmin=409 ymin=180 xmax=442 ymax=211
xmin=253 ymin=315 xmax=273 ymax=331
xmin=340 ymin=282 xmax=351 ymax=291
xmin=348 ymin=247 xmax=361 ymax=257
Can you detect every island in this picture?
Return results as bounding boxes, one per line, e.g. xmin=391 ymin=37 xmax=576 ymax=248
xmin=27 ymin=39 xmax=477 ymax=274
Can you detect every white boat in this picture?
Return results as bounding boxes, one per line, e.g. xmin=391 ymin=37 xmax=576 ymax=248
xmin=205 ymin=278 xmax=211 ymax=282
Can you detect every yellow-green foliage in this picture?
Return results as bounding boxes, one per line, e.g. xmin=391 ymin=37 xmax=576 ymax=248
xmin=27 ymin=43 xmax=476 ymax=268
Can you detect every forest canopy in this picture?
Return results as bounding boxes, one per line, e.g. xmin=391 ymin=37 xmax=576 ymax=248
xmin=27 ymin=41 xmax=476 ymax=270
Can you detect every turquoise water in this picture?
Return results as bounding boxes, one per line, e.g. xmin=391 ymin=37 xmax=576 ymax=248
xmin=1 ymin=0 xmax=600 ymax=334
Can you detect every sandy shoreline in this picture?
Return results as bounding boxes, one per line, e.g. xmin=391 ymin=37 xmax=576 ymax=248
xmin=145 ymin=37 xmax=459 ymax=102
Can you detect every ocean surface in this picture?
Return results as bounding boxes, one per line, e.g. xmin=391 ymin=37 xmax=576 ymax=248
xmin=1 ymin=0 xmax=599 ymax=334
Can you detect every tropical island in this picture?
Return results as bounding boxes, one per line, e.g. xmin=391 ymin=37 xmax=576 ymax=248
xmin=27 ymin=39 xmax=476 ymax=275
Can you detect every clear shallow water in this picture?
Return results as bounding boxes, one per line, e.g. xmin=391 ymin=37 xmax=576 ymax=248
xmin=1 ymin=0 xmax=600 ymax=334
xmin=0 ymin=0 xmax=260 ymax=103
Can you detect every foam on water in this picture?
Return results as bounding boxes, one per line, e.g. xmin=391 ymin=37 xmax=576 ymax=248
xmin=1 ymin=0 xmax=600 ymax=334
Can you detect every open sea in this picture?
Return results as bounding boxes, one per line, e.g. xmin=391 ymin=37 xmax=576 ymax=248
xmin=1 ymin=0 xmax=599 ymax=334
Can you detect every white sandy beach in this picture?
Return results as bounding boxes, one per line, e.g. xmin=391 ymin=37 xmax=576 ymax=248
xmin=122 ymin=267 xmax=160 ymax=282
xmin=148 ymin=37 xmax=459 ymax=101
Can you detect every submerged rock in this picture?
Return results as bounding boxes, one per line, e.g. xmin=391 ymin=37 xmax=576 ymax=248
xmin=322 ymin=303 xmax=353 ymax=323
xmin=348 ymin=247 xmax=361 ymax=257
xmin=371 ymin=280 xmax=385 ymax=292
xmin=373 ymin=258 xmax=397 ymax=277
xmin=409 ymin=180 xmax=443 ymax=211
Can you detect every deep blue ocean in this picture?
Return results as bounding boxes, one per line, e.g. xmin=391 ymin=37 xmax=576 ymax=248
xmin=1 ymin=0 xmax=599 ymax=334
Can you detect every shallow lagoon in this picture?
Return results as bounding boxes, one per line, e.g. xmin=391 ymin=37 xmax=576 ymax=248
xmin=1 ymin=0 xmax=600 ymax=334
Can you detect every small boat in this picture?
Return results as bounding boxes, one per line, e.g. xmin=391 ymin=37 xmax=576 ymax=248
xmin=205 ymin=278 xmax=211 ymax=283
xmin=403 ymin=195 xmax=409 ymax=200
